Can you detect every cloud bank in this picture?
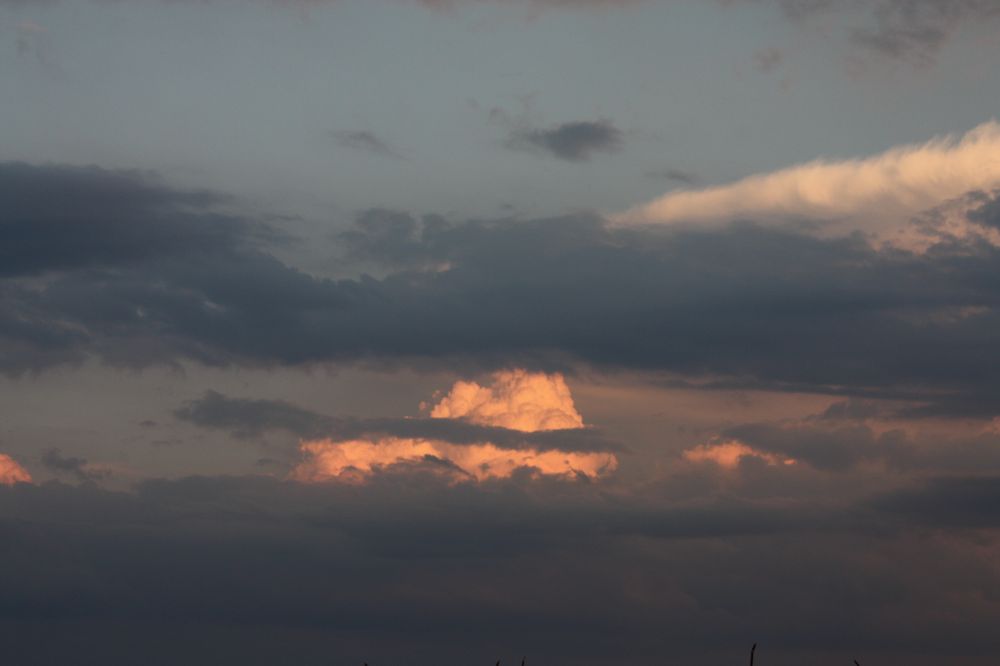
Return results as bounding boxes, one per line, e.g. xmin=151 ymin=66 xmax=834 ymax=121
xmin=8 ymin=160 xmax=1000 ymax=417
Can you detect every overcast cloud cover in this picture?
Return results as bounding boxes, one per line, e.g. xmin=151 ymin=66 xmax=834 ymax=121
xmin=4 ymin=0 xmax=1000 ymax=664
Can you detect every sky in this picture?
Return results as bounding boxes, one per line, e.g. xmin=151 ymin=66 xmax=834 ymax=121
xmin=4 ymin=0 xmax=1000 ymax=664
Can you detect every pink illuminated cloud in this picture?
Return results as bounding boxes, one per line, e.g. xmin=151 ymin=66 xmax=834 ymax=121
xmin=0 ymin=454 xmax=32 ymax=486
xmin=684 ymin=439 xmax=795 ymax=469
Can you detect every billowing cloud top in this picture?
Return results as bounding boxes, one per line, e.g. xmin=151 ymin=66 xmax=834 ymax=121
xmin=429 ymin=369 xmax=584 ymax=431
xmin=0 ymin=453 xmax=32 ymax=486
xmin=292 ymin=371 xmax=616 ymax=483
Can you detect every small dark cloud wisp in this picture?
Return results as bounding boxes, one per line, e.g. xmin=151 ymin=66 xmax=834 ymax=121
xmin=332 ymin=130 xmax=403 ymax=159
xmin=506 ymin=120 xmax=624 ymax=162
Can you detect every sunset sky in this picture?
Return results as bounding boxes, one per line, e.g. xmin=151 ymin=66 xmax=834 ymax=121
xmin=5 ymin=1 xmax=1000 ymax=664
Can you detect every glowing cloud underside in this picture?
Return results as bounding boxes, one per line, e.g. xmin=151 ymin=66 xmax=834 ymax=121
xmin=292 ymin=438 xmax=617 ymax=482
xmin=0 ymin=453 xmax=32 ymax=486
xmin=684 ymin=440 xmax=795 ymax=469
xmin=292 ymin=371 xmax=616 ymax=483
xmin=615 ymin=121 xmax=1000 ymax=239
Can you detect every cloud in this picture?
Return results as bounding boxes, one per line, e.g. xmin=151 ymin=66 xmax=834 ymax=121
xmin=10 ymin=159 xmax=1000 ymax=416
xmin=2 ymin=473 xmax=1000 ymax=664
xmin=174 ymin=389 xmax=623 ymax=453
xmin=0 ymin=161 xmax=255 ymax=278
xmin=752 ymin=46 xmax=784 ymax=72
xmin=337 ymin=208 xmax=452 ymax=270
xmin=506 ymin=120 xmax=624 ymax=162
xmin=40 ymin=448 xmax=115 ymax=483
xmin=838 ymin=0 xmax=1000 ymax=64
xmin=292 ymin=370 xmax=617 ymax=482
xmin=644 ymin=167 xmax=701 ymax=186
xmin=292 ymin=437 xmax=618 ymax=482
xmin=734 ymin=0 xmax=1000 ymax=65
xmin=871 ymin=476 xmax=1000 ymax=528
xmin=686 ymin=410 xmax=1000 ymax=475
xmin=615 ymin=121 xmax=1000 ymax=244
xmin=174 ymin=390 xmax=335 ymax=439
xmin=683 ymin=439 xmax=796 ymax=469
xmin=429 ymin=369 xmax=584 ymax=431
xmin=332 ymin=130 xmax=404 ymax=159
xmin=0 ymin=453 xmax=31 ymax=486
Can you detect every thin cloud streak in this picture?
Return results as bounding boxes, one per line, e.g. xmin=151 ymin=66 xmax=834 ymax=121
xmin=332 ymin=130 xmax=404 ymax=159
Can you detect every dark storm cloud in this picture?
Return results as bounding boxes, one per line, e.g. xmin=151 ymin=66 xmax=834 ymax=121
xmin=0 ymin=162 xmax=258 ymax=278
xmin=506 ymin=120 xmax=624 ymax=162
xmin=6 ymin=160 xmax=1000 ymax=417
xmin=1 ymin=473 xmax=1000 ymax=664
xmin=332 ymin=130 xmax=404 ymax=159
xmin=174 ymin=390 xmax=624 ymax=452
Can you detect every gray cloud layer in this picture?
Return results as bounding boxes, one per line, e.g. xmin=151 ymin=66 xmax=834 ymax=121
xmin=2 ymin=469 xmax=999 ymax=665
xmin=6 ymin=161 xmax=1000 ymax=419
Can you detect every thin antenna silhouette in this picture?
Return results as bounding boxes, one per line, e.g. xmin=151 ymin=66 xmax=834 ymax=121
xmin=855 ymin=661 xmax=861 ymax=666
xmin=750 ymin=643 xmax=757 ymax=666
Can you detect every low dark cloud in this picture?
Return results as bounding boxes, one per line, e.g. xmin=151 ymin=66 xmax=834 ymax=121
xmin=506 ymin=120 xmax=624 ymax=162
xmin=174 ymin=390 xmax=335 ymax=439
xmin=174 ymin=390 xmax=624 ymax=452
xmin=0 ymin=162 xmax=245 ymax=278
xmin=40 ymin=447 xmax=109 ymax=482
xmin=871 ymin=475 xmax=1000 ymax=528
xmin=0 ymin=473 xmax=998 ymax=664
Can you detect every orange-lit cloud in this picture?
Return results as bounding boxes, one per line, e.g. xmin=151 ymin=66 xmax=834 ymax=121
xmin=292 ymin=370 xmax=616 ymax=483
xmin=292 ymin=437 xmax=617 ymax=483
xmin=429 ymin=368 xmax=583 ymax=431
xmin=683 ymin=439 xmax=795 ymax=469
xmin=0 ymin=453 xmax=32 ymax=486
xmin=615 ymin=121 xmax=1000 ymax=247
